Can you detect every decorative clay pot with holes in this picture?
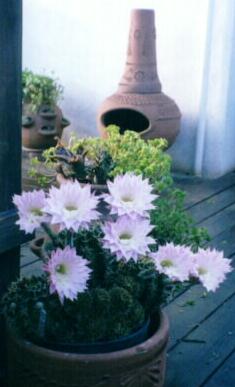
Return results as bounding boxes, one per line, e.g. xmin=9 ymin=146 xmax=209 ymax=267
xmin=22 ymin=104 xmax=70 ymax=151
xmin=7 ymin=310 xmax=169 ymax=387
xmin=97 ymin=9 xmax=181 ymax=147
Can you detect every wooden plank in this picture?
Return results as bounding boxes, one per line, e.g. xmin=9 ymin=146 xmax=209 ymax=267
xmin=188 ymin=185 xmax=235 ymax=224
xmin=0 ymin=247 xmax=20 ymax=300
xmin=21 ymin=260 xmax=43 ymax=277
xmin=0 ymin=247 xmax=20 ymax=386
xmin=0 ymin=210 xmax=31 ymax=253
xmin=199 ymin=202 xmax=235 ymax=239
xmin=203 ymin=350 xmax=235 ymax=387
xmin=0 ymin=0 xmax=22 ymax=210
xmin=209 ymin=226 xmax=235 ymax=257
xmin=174 ymin=172 xmax=235 ymax=208
xmin=166 ymin=293 xmax=235 ymax=387
xmin=20 ymin=242 xmax=38 ymax=266
xmin=0 ymin=1 xmax=22 ymax=384
xmin=165 ymin=266 xmax=235 ymax=350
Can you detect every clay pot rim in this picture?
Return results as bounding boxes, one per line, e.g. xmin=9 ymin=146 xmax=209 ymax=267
xmin=35 ymin=317 xmax=150 ymax=355
xmin=7 ymin=310 xmax=169 ymax=364
xmin=30 ymin=236 xmax=45 ymax=256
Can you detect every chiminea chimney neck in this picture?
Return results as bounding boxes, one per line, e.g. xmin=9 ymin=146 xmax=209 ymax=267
xmin=118 ymin=8 xmax=161 ymax=94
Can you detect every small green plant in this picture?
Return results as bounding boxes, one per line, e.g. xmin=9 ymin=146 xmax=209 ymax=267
xmin=22 ymin=69 xmax=63 ymax=112
xmin=104 ymin=125 xmax=172 ymax=192
xmin=151 ymin=189 xmax=210 ymax=250
xmin=28 ymin=157 xmax=55 ymax=188
xmin=43 ymin=138 xmax=115 ymax=185
xmin=33 ymin=125 xmax=172 ymax=191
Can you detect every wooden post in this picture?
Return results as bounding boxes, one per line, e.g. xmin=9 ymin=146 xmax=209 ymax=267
xmin=0 ymin=1 xmax=22 ymax=384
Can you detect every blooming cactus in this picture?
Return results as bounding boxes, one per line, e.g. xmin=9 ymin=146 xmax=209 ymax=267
xmin=102 ymin=172 xmax=158 ymax=218
xmin=151 ymin=243 xmax=232 ymax=292
xmin=13 ymin=172 xmax=233 ymax=304
xmin=44 ymin=246 xmax=91 ymax=303
xmin=44 ymin=181 xmax=99 ymax=232
xmin=102 ymin=215 xmax=155 ymax=262
xmin=13 ymin=190 xmax=48 ymax=233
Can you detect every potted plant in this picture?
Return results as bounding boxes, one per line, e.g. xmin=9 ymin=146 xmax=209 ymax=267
xmin=1 ymin=173 xmax=232 ymax=387
xmin=22 ymin=69 xmax=70 ymax=150
xmin=29 ymin=125 xmax=173 ymax=191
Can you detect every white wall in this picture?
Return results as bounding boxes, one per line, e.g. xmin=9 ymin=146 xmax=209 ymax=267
xmin=23 ymin=0 xmax=209 ymax=174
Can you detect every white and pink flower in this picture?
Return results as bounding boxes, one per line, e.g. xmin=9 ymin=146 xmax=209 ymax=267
xmin=44 ymin=246 xmax=91 ymax=303
xmin=13 ymin=190 xmax=47 ymax=234
xmin=44 ymin=181 xmax=99 ymax=232
xmin=102 ymin=215 xmax=155 ymax=262
xmin=151 ymin=243 xmax=194 ymax=282
xmin=103 ymin=173 xmax=158 ymax=218
xmin=192 ymin=248 xmax=232 ymax=292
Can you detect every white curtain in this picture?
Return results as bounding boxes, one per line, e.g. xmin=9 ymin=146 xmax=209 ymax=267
xmin=194 ymin=0 xmax=235 ymax=177
xmin=195 ymin=0 xmax=235 ymax=177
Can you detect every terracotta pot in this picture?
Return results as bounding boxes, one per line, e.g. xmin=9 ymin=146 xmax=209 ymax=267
xmin=30 ymin=237 xmax=46 ymax=260
xmin=97 ymin=9 xmax=181 ymax=147
xmin=7 ymin=310 xmax=169 ymax=387
xmin=22 ymin=104 xmax=70 ymax=150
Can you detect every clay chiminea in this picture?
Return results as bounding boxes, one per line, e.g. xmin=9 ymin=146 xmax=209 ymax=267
xmin=97 ymin=9 xmax=181 ymax=147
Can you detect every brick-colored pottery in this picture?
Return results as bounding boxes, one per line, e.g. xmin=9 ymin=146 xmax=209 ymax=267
xmin=7 ymin=311 xmax=169 ymax=387
xmin=98 ymin=9 xmax=181 ymax=147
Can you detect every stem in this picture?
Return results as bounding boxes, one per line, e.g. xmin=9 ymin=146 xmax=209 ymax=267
xmin=68 ymin=229 xmax=74 ymax=247
xmin=41 ymin=222 xmax=62 ymax=248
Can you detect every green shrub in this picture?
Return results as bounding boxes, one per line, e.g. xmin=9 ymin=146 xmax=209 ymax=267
xmin=34 ymin=125 xmax=172 ymax=192
xmin=22 ymin=69 xmax=63 ymax=112
xmin=151 ymin=188 xmax=210 ymax=250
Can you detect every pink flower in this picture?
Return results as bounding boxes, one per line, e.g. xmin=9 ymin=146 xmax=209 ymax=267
xmin=193 ymin=248 xmax=232 ymax=292
xmin=13 ymin=190 xmax=47 ymax=234
xmin=102 ymin=215 xmax=155 ymax=262
xmin=103 ymin=173 xmax=158 ymax=218
xmin=151 ymin=243 xmax=194 ymax=282
xmin=44 ymin=246 xmax=91 ymax=304
xmin=44 ymin=181 xmax=99 ymax=232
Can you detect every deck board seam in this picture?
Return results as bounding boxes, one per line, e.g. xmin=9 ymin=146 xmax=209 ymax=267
xmin=168 ymin=287 xmax=235 ymax=353
xmin=184 ymin=183 xmax=235 ymax=210
xmin=199 ymin=346 xmax=235 ymax=387
xmin=20 ymin=257 xmax=40 ymax=269
xmin=194 ymin=201 xmax=235 ymax=226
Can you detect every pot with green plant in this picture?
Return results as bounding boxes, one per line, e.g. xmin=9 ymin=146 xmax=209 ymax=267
xmin=29 ymin=124 xmax=173 ymax=193
xmin=1 ymin=173 xmax=232 ymax=387
xmin=22 ymin=69 xmax=70 ymax=150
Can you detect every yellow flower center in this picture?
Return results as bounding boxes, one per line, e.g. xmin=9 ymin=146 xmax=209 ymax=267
xmin=65 ymin=205 xmax=77 ymax=212
xmin=56 ymin=264 xmax=67 ymax=274
xmin=30 ymin=208 xmax=43 ymax=216
xmin=198 ymin=267 xmax=207 ymax=275
xmin=121 ymin=195 xmax=134 ymax=203
xmin=161 ymin=259 xmax=173 ymax=268
xmin=119 ymin=233 xmax=132 ymax=241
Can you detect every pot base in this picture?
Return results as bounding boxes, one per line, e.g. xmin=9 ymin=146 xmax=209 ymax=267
xmin=7 ymin=311 xmax=169 ymax=387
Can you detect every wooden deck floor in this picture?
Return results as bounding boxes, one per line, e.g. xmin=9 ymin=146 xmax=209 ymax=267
xmin=20 ymin=170 xmax=235 ymax=387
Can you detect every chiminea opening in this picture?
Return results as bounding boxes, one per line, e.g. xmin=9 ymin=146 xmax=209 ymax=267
xmin=101 ymin=108 xmax=150 ymax=134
